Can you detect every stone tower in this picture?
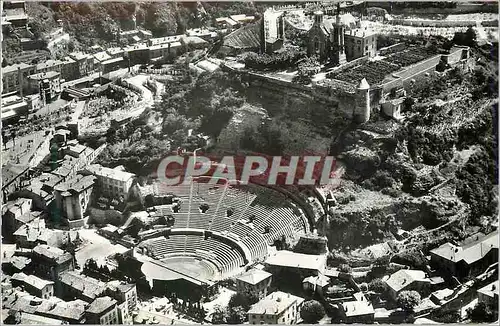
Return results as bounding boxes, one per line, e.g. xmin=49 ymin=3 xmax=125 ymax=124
xmin=355 ymin=78 xmax=370 ymax=123
xmin=332 ymin=3 xmax=346 ymax=65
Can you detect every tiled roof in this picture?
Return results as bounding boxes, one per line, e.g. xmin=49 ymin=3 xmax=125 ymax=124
xmin=430 ymin=231 xmax=499 ymax=265
xmin=2 ymin=63 xmax=34 ymax=74
xmin=265 ymin=250 xmax=326 ymax=271
xmin=33 ymin=245 xmax=73 ymax=265
xmin=11 ymin=272 xmax=54 ymax=290
xmin=477 ymin=280 xmax=499 ymax=299
xmin=86 ymin=296 xmax=117 ymax=314
xmin=236 ymin=268 xmax=272 ymax=285
xmin=106 ymin=280 xmax=136 ymax=294
xmin=16 ymin=312 xmax=64 ymax=325
xmin=342 ymin=299 xmax=374 ymax=317
xmin=54 ymin=174 xmax=96 ymax=194
xmin=85 ymin=164 xmax=135 ymax=182
xmin=385 ymin=269 xmax=428 ymax=293
xmin=59 ymin=271 xmax=107 ymax=301
xmin=2 ymin=162 xmax=29 ymax=187
xmin=223 ymin=22 xmax=261 ymax=49
xmin=248 ymin=291 xmax=304 ymax=315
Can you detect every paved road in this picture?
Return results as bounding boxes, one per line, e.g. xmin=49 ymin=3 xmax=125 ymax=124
xmin=75 ymin=229 xmax=128 ymax=267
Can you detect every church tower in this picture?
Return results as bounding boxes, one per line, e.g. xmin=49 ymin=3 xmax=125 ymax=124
xmin=355 ymin=78 xmax=370 ymax=123
xmin=332 ymin=3 xmax=346 ymax=65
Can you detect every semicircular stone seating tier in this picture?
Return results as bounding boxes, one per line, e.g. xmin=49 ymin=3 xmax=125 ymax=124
xmin=148 ymin=180 xmax=309 ymax=264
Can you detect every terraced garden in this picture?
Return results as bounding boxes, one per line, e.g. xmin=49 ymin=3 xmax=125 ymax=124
xmin=327 ymin=60 xmax=401 ymax=85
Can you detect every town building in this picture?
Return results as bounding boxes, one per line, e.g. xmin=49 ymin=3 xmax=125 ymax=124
xmin=384 ymin=269 xmax=432 ymax=300
xmin=248 ymin=291 xmax=304 ymax=324
xmin=85 ymin=296 xmax=120 ymax=325
xmin=477 ymin=280 xmax=499 ymax=306
xmin=307 ymin=7 xmax=357 ymax=64
xmin=4 ymin=311 xmax=65 ymax=325
xmin=2 ymin=163 xmax=30 ymax=204
xmin=69 ymin=52 xmax=95 ymax=77
xmin=1 ymin=63 xmax=35 ymax=94
xmin=344 ymin=27 xmax=377 ymax=61
xmin=3 ymin=290 xmax=87 ymax=324
xmin=27 ymin=71 xmax=61 ymax=103
xmin=11 ymin=272 xmax=54 ymax=299
xmin=84 ymin=164 xmax=136 ymax=200
xmin=236 ymin=268 xmax=273 ymax=300
xmin=339 ymin=292 xmax=375 ymax=324
xmin=106 ymin=280 xmax=138 ymax=324
xmin=150 ymin=42 xmax=182 ymax=61
xmin=2 ymin=1 xmax=28 ymax=29
xmin=302 ymin=274 xmax=330 ymax=296
xmin=54 ymin=174 xmax=96 ymax=228
xmin=106 ymin=280 xmax=138 ymax=314
xmin=430 ymin=231 xmax=499 ymax=279
xmin=2 ymin=197 xmax=33 ymax=236
xmin=265 ymin=250 xmax=327 ymax=277
xmin=262 ymin=9 xmax=285 ymax=53
xmin=58 ymin=271 xmax=107 ymax=302
xmin=1 ymin=94 xmax=29 ymax=121
xmin=31 ymin=244 xmax=74 ymax=282
xmin=59 ymin=56 xmax=79 ymax=81
xmin=12 ymin=218 xmax=57 ymax=248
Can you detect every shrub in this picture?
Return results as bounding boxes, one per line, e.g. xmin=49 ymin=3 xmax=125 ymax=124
xmin=300 ymin=300 xmax=325 ymax=324
xmin=397 ymin=290 xmax=421 ymax=312
xmin=368 ymin=278 xmax=387 ymax=293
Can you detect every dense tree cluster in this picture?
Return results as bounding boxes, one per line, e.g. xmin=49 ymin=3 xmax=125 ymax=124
xmin=243 ymin=48 xmax=306 ymax=71
xmin=294 ymin=56 xmax=320 ymax=85
xmin=467 ymin=302 xmax=498 ymax=323
xmin=326 ymin=210 xmax=398 ymax=249
xmin=455 ymin=149 xmax=497 ymax=223
xmin=300 ymin=300 xmax=325 ymax=324
xmin=397 ymin=290 xmax=421 ymax=312
xmin=211 ymin=292 xmax=257 ymax=324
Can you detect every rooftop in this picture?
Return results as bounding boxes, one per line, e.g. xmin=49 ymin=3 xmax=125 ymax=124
xmin=430 ymin=230 xmax=499 ymax=265
xmin=85 ymin=164 xmax=135 ymax=182
xmin=2 ymin=162 xmax=29 ymax=187
xmin=9 ymin=256 xmax=31 ymax=271
xmin=248 ymin=291 xmax=304 ymax=315
xmin=33 ymin=244 xmax=73 ymax=265
xmin=477 ymin=280 xmax=499 ymax=299
xmin=86 ymin=296 xmax=117 ymax=314
xmin=106 ymin=280 xmax=136 ymax=294
xmin=236 ymin=268 xmax=272 ymax=285
xmin=385 ymin=269 xmax=428 ymax=293
xmin=59 ymin=271 xmax=107 ymax=301
xmin=346 ymin=27 xmax=376 ymax=38
xmin=102 ymin=57 xmax=125 ymax=66
xmin=36 ymin=60 xmax=63 ymax=71
xmin=342 ymin=298 xmax=374 ymax=317
xmin=54 ymin=174 xmax=96 ymax=195
xmin=28 ymin=71 xmax=60 ymax=80
xmin=4 ymin=197 xmax=32 ymax=216
xmin=265 ymin=250 xmax=327 ymax=271
xmin=40 ymin=299 xmax=87 ymax=321
xmin=93 ymin=51 xmax=112 ymax=62
xmin=149 ymin=35 xmax=183 ymax=46
xmin=303 ymin=274 xmax=330 ymax=287
xmin=2 ymin=62 xmax=34 ymax=74
xmin=13 ymin=221 xmax=52 ymax=243
xmin=15 ymin=312 xmax=64 ymax=325
xmin=318 ymin=13 xmax=357 ymax=35
xmin=11 ymin=272 xmax=54 ymax=290
xmin=69 ymin=52 xmax=92 ymax=61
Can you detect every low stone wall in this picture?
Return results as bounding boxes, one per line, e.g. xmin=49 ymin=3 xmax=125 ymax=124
xmin=388 ymin=19 xmax=477 ymax=27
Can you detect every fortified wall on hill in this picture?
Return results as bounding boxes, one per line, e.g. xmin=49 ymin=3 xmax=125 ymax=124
xmin=222 ymin=45 xmax=472 ymax=124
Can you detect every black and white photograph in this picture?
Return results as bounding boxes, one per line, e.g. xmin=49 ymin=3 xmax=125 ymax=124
xmin=0 ymin=0 xmax=498 ymax=324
